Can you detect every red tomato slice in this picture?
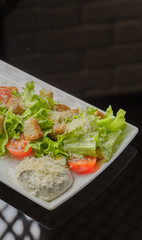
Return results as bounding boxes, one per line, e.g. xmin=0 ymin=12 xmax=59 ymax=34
xmin=68 ymin=156 xmax=97 ymax=174
xmin=0 ymin=87 xmax=12 ymax=104
xmin=6 ymin=134 xmax=32 ymax=157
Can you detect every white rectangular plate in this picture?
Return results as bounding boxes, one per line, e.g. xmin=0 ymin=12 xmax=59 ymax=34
xmin=0 ymin=60 xmax=139 ymax=210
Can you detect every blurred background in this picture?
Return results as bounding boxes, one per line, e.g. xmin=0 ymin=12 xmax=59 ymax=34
xmin=0 ymin=0 xmax=142 ymax=98
xmin=0 ymin=0 xmax=142 ymax=239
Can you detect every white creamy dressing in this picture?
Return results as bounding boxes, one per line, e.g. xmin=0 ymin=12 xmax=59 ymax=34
xmin=15 ymin=156 xmax=73 ymax=202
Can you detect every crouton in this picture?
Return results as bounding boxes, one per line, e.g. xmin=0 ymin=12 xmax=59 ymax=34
xmin=49 ymin=124 xmax=67 ymax=140
xmin=94 ymin=110 xmax=104 ymax=119
xmin=24 ymin=118 xmax=43 ymax=141
xmin=39 ymin=88 xmax=53 ymax=99
xmin=8 ymin=87 xmax=18 ymax=93
xmin=7 ymin=96 xmax=24 ymax=114
xmin=0 ymin=116 xmax=4 ymax=135
xmin=55 ymin=104 xmax=70 ymax=112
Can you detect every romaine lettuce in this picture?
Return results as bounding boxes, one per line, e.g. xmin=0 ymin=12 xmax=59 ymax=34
xmin=21 ymin=81 xmax=36 ymax=103
xmin=0 ymin=110 xmax=24 ymax=156
xmin=63 ymin=132 xmax=98 ymax=157
xmin=5 ymin=111 xmax=23 ymax=139
xmin=25 ymin=136 xmax=68 ymax=158
xmin=0 ymin=129 xmax=8 ymax=156
xmin=0 ymin=106 xmax=7 ymax=116
xmin=62 ymin=106 xmax=126 ymax=161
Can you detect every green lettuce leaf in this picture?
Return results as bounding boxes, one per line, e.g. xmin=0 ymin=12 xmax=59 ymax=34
xmin=62 ymin=106 xmax=126 ymax=161
xmin=63 ymin=132 xmax=98 ymax=157
xmin=0 ymin=110 xmax=24 ymax=156
xmin=25 ymin=136 xmax=68 ymax=158
xmin=97 ymin=108 xmax=126 ymax=160
xmin=0 ymin=129 xmax=8 ymax=156
xmin=23 ymin=107 xmax=53 ymax=130
xmin=22 ymin=96 xmax=49 ymax=119
xmin=97 ymin=107 xmax=125 ymax=131
xmin=32 ymin=109 xmax=54 ymax=130
xmin=5 ymin=111 xmax=23 ymax=139
xmin=98 ymin=130 xmax=122 ymax=161
xmin=21 ymin=81 xmax=36 ymax=103
xmin=107 ymin=109 xmax=126 ymax=132
xmin=0 ymin=106 xmax=7 ymax=116
xmin=104 ymin=105 xmax=113 ymax=119
xmin=22 ymin=97 xmax=54 ymax=133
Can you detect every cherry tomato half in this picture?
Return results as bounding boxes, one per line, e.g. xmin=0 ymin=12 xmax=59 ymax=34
xmin=0 ymin=87 xmax=12 ymax=104
xmin=68 ymin=156 xmax=97 ymax=174
xmin=6 ymin=134 xmax=32 ymax=157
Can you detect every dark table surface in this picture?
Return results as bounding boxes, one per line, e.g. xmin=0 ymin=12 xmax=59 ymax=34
xmin=0 ymin=0 xmax=142 ymax=239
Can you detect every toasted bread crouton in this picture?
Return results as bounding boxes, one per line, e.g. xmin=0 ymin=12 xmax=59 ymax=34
xmin=96 ymin=147 xmax=104 ymax=160
xmin=24 ymin=118 xmax=43 ymax=141
xmin=49 ymin=124 xmax=67 ymax=140
xmin=0 ymin=116 xmax=4 ymax=135
xmin=39 ymin=88 xmax=53 ymax=99
xmin=7 ymin=96 xmax=24 ymax=114
xmin=94 ymin=110 xmax=104 ymax=119
xmin=55 ymin=104 xmax=70 ymax=112
xmin=8 ymin=87 xmax=18 ymax=93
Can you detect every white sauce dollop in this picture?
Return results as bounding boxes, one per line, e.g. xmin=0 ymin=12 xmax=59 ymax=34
xmin=15 ymin=156 xmax=73 ymax=202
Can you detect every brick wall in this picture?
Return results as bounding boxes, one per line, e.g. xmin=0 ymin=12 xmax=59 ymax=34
xmin=2 ymin=0 xmax=142 ymax=98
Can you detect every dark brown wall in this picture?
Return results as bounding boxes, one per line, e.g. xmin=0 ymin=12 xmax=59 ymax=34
xmin=2 ymin=0 xmax=142 ymax=97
